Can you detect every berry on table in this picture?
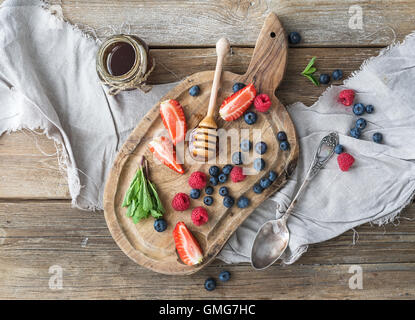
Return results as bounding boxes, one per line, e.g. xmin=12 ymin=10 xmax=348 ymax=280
xmin=222 ymin=164 xmax=233 ymax=175
xmin=260 ymin=177 xmax=272 ymax=189
xmin=253 ymin=158 xmax=265 ymax=171
xmin=254 ymin=93 xmax=272 ymax=112
xmin=288 ymin=31 xmax=301 ymax=44
xmin=244 ymin=111 xmax=257 ymax=125
xmin=172 ymin=193 xmax=190 ymax=211
xmin=277 ymin=131 xmax=287 ymax=141
xmin=338 ymin=89 xmax=355 ymax=106
xmin=205 ymin=186 xmax=214 ymax=195
xmin=353 ymin=103 xmax=365 ymax=116
xmin=219 ymin=186 xmax=229 ymax=197
xmin=253 ymin=184 xmax=264 ymax=194
xmin=232 ymin=82 xmax=245 ymax=93
xmin=255 ymin=141 xmax=267 ymax=155
xmin=373 ymin=132 xmax=383 ymax=143
xmin=203 ymin=196 xmax=213 ymax=206
xmin=232 ymin=152 xmax=244 ymax=165
xmin=240 ymin=139 xmax=252 ymax=152
xmin=366 ymin=105 xmax=374 ymax=113
xmin=154 ymin=219 xmax=167 ymax=232
xmin=204 ymin=278 xmax=216 ymax=291
xmin=237 ymin=196 xmax=250 ymax=208
xmin=189 ymin=171 xmax=207 ymax=189
xmin=219 ymin=271 xmax=231 ymax=282
xmin=209 ymin=176 xmax=218 ymax=186
xmin=209 ymin=165 xmax=220 ymax=177
xmin=280 ymin=141 xmax=290 ymax=151
xmin=191 ymin=207 xmax=209 ymax=226
xmin=356 ymin=118 xmax=367 ymax=130
xmin=268 ymin=171 xmax=277 ymax=182
xmin=230 ymin=166 xmax=246 ymax=183
xmin=337 ymin=152 xmax=355 ymax=172
xmin=190 ymin=189 xmax=201 ymax=199
xmin=350 ymin=127 xmax=361 ymax=139
xmin=218 ymin=173 xmax=227 ymax=183
xmin=319 ymin=74 xmax=330 ymax=85
xmin=332 ymin=69 xmax=343 ymax=81
xmin=223 ymin=196 xmax=235 ymax=208
xmin=189 ymin=85 xmax=200 ymax=96
xmin=334 ymin=144 xmax=344 ymax=154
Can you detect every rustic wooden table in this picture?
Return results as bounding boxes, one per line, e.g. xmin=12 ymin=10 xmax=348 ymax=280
xmin=0 ymin=0 xmax=414 ymax=299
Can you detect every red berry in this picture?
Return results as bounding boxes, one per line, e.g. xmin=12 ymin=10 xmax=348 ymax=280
xmin=254 ymin=93 xmax=272 ymax=112
xmin=230 ymin=166 xmax=246 ymax=183
xmin=338 ymin=89 xmax=355 ymax=106
xmin=191 ymin=207 xmax=209 ymax=226
xmin=188 ymin=171 xmax=207 ymax=189
xmin=172 ymin=193 xmax=190 ymax=211
xmin=337 ymin=153 xmax=355 ymax=172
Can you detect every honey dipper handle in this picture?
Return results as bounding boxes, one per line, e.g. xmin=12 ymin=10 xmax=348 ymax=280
xmin=206 ymin=38 xmax=230 ymax=118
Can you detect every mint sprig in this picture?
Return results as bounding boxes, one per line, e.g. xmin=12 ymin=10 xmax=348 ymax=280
xmin=301 ymin=56 xmax=319 ymax=86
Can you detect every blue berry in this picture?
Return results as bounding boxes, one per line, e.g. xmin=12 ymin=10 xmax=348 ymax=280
xmin=253 ymin=184 xmax=264 ymax=194
xmin=332 ymin=69 xmax=343 ymax=81
xmin=218 ymin=173 xmax=227 ymax=183
xmin=244 ymin=111 xmax=257 ymax=125
xmin=232 ymin=152 xmax=243 ymax=165
xmin=209 ymin=165 xmax=220 ymax=177
xmin=353 ymin=103 xmax=365 ymax=116
xmin=205 ymin=186 xmax=214 ymax=195
xmin=350 ymin=127 xmax=361 ymax=139
xmin=223 ymin=196 xmax=234 ymax=208
xmin=280 ymin=141 xmax=290 ymax=151
xmin=288 ymin=32 xmax=301 ymax=44
xmin=253 ymin=158 xmax=265 ymax=171
xmin=334 ymin=144 xmax=344 ymax=154
xmin=219 ymin=271 xmax=231 ymax=282
xmin=232 ymin=82 xmax=245 ymax=93
xmin=190 ymin=189 xmax=201 ymax=199
xmin=154 ymin=219 xmax=167 ymax=232
xmin=204 ymin=196 xmax=213 ymax=206
xmin=319 ymin=74 xmax=330 ymax=85
xmin=204 ymin=278 xmax=216 ymax=291
xmin=219 ymin=186 xmax=229 ymax=196
xmin=277 ymin=131 xmax=287 ymax=141
xmin=255 ymin=141 xmax=267 ymax=155
xmin=373 ymin=132 xmax=383 ymax=143
xmin=237 ymin=196 xmax=250 ymax=209
xmin=268 ymin=171 xmax=277 ymax=182
xmin=189 ymin=85 xmax=200 ymax=96
xmin=366 ymin=104 xmax=374 ymax=113
xmin=209 ymin=176 xmax=218 ymax=186
xmin=240 ymin=139 xmax=252 ymax=152
xmin=260 ymin=177 xmax=272 ymax=189
xmin=222 ymin=164 xmax=233 ymax=175
xmin=356 ymin=118 xmax=367 ymax=130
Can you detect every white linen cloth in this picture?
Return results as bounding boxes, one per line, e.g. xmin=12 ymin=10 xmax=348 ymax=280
xmin=1 ymin=0 xmax=414 ymax=265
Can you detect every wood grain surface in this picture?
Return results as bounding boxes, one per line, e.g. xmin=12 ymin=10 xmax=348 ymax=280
xmin=0 ymin=0 xmax=414 ymax=299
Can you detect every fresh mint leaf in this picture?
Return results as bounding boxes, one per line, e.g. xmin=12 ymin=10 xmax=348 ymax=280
xmin=304 ymin=73 xmax=320 ymax=86
xmin=302 ymin=56 xmax=316 ymax=75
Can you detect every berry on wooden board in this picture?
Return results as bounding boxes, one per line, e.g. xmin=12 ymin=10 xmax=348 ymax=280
xmin=223 ymin=196 xmax=235 ymax=208
xmin=219 ymin=83 xmax=257 ymax=121
xmin=172 ymin=193 xmax=190 ymax=211
xmin=190 ymin=189 xmax=201 ymax=199
xmin=160 ymin=99 xmax=187 ymax=145
xmin=205 ymin=186 xmax=214 ymax=195
xmin=288 ymin=31 xmax=301 ymax=44
xmin=237 ymin=196 xmax=250 ymax=208
xmin=189 ymin=85 xmax=200 ymax=96
xmin=173 ymin=222 xmax=203 ymax=266
xmin=148 ymin=136 xmax=184 ymax=174
xmin=230 ymin=166 xmax=246 ymax=183
xmin=255 ymin=141 xmax=267 ymax=155
xmin=253 ymin=158 xmax=265 ymax=171
xmin=244 ymin=111 xmax=257 ymax=125
xmin=154 ymin=219 xmax=167 ymax=232
xmin=191 ymin=207 xmax=209 ymax=226
xmin=222 ymin=164 xmax=233 ymax=175
xmin=203 ymin=196 xmax=213 ymax=206
xmin=188 ymin=171 xmax=207 ymax=189
xmin=254 ymin=93 xmax=272 ymax=112
xmin=232 ymin=82 xmax=245 ymax=93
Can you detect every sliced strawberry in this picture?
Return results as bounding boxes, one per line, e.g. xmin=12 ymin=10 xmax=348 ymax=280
xmin=173 ymin=222 xmax=203 ymax=266
xmin=148 ymin=136 xmax=184 ymax=174
xmin=160 ymin=99 xmax=187 ymax=145
xmin=219 ymin=83 xmax=257 ymax=121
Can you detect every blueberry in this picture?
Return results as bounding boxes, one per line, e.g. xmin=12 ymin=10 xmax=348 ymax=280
xmin=189 ymin=85 xmax=200 ymax=96
xmin=366 ymin=104 xmax=374 ymax=114
xmin=222 ymin=164 xmax=233 ymax=175
xmin=268 ymin=171 xmax=277 ymax=182
xmin=219 ymin=270 xmax=231 ymax=282
xmin=353 ymin=103 xmax=365 ymax=116
xmin=255 ymin=141 xmax=267 ymax=155
xmin=332 ymin=69 xmax=343 ymax=81
xmin=232 ymin=152 xmax=244 ymax=165
xmin=232 ymin=82 xmax=245 ymax=93
xmin=319 ymin=74 xmax=330 ymax=85
xmin=253 ymin=158 xmax=265 ymax=171
xmin=253 ymin=184 xmax=264 ymax=194
xmin=280 ymin=141 xmax=290 ymax=151
xmin=356 ymin=118 xmax=367 ymax=130
xmin=209 ymin=176 xmax=218 ymax=186
xmin=373 ymin=132 xmax=383 ymax=143
xmin=350 ymin=127 xmax=361 ymax=139
xmin=223 ymin=196 xmax=235 ymax=208
xmin=154 ymin=219 xmax=167 ymax=232
xmin=334 ymin=144 xmax=344 ymax=154
xmin=260 ymin=177 xmax=272 ymax=189
xmin=240 ymin=139 xmax=252 ymax=152
xmin=190 ymin=189 xmax=201 ymax=199
xmin=209 ymin=165 xmax=220 ymax=177
xmin=203 ymin=196 xmax=213 ymax=206
xmin=277 ymin=131 xmax=287 ymax=141
xmin=244 ymin=111 xmax=257 ymax=125
xmin=218 ymin=173 xmax=227 ymax=184
xmin=204 ymin=278 xmax=216 ymax=291
xmin=288 ymin=31 xmax=301 ymax=44
xmin=219 ymin=186 xmax=229 ymax=197
xmin=237 ymin=196 xmax=250 ymax=209
xmin=205 ymin=186 xmax=214 ymax=195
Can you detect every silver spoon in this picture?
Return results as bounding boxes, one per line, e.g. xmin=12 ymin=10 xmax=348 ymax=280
xmin=251 ymin=132 xmax=339 ymax=270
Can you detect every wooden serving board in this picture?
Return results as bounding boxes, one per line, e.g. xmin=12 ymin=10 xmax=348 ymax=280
xmin=103 ymin=13 xmax=299 ymax=275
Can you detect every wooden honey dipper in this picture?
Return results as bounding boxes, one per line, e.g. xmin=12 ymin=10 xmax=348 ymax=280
xmin=190 ymin=37 xmax=230 ymax=161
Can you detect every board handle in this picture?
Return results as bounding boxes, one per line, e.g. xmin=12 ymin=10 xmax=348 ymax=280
xmin=243 ymin=13 xmax=288 ymax=93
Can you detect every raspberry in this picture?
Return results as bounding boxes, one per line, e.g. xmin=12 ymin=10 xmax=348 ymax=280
xmin=188 ymin=171 xmax=207 ymax=189
xmin=230 ymin=166 xmax=246 ymax=183
xmin=171 ymin=193 xmax=190 ymax=211
xmin=254 ymin=93 xmax=272 ymax=112
xmin=338 ymin=89 xmax=355 ymax=106
xmin=191 ymin=207 xmax=209 ymax=226
xmin=337 ymin=153 xmax=355 ymax=172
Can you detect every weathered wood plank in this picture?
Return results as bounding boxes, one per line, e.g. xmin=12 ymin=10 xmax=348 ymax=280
xmin=43 ymin=0 xmax=414 ymax=47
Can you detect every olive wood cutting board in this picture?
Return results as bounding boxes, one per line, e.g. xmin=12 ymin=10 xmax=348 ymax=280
xmin=104 ymin=13 xmax=299 ymax=275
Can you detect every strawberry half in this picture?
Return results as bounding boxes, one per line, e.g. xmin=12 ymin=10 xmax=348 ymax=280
xmin=148 ymin=136 xmax=184 ymax=174
xmin=160 ymin=99 xmax=187 ymax=145
xmin=173 ymin=222 xmax=203 ymax=266
xmin=219 ymin=83 xmax=257 ymax=121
